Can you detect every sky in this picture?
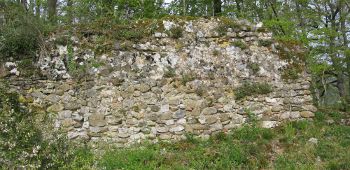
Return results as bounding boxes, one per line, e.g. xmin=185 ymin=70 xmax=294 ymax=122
xmin=164 ymin=0 xmax=173 ymax=4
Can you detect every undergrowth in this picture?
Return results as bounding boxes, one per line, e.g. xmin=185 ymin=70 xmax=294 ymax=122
xmin=95 ymin=111 xmax=350 ymax=170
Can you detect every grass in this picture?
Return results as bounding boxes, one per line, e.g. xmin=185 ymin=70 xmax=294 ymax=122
xmin=60 ymin=111 xmax=350 ymax=170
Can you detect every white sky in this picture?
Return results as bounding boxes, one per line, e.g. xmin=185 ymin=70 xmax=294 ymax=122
xmin=164 ymin=0 xmax=173 ymax=3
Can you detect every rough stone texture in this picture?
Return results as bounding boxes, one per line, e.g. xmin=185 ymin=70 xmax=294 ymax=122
xmin=7 ymin=18 xmax=315 ymax=146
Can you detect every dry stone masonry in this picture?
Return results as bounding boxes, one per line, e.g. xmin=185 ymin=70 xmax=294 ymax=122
xmin=7 ymin=18 xmax=315 ymax=146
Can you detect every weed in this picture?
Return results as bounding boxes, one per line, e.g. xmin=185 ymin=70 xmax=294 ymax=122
xmin=119 ymin=41 xmax=134 ymax=51
xmin=247 ymin=62 xmax=260 ymax=74
xmin=185 ymin=133 xmax=198 ymax=144
xmin=163 ymin=66 xmax=176 ymax=78
xmin=216 ymin=18 xmax=242 ymax=36
xmin=234 ymin=82 xmax=273 ymax=100
xmin=231 ymin=40 xmax=247 ymax=49
xmin=216 ymin=25 xmax=228 ymax=36
xmin=195 ymin=86 xmax=205 ymax=97
xmin=212 ymin=49 xmax=221 ymax=56
xmin=168 ymin=26 xmax=183 ymax=39
xmin=281 ymin=67 xmax=299 ymax=80
xmin=180 ymin=72 xmax=196 ymax=85
xmin=90 ymin=60 xmax=105 ymax=68
xmin=98 ymin=148 xmax=159 ymax=170
xmin=132 ymin=105 xmax=140 ymax=112
xmin=282 ymin=123 xmax=296 ymax=144
xmin=258 ymin=39 xmax=273 ymax=47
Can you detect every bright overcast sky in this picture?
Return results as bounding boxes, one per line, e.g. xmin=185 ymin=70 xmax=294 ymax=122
xmin=164 ymin=0 xmax=173 ymax=3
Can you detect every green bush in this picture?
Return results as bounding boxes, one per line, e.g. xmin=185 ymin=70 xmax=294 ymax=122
xmin=234 ymin=82 xmax=273 ymax=100
xmin=0 ymin=80 xmax=93 ymax=169
xmin=0 ymin=4 xmax=48 ymax=60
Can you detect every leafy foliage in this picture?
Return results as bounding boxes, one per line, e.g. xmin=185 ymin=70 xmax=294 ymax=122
xmin=0 ymin=80 xmax=93 ymax=169
xmin=0 ymin=4 xmax=47 ymax=60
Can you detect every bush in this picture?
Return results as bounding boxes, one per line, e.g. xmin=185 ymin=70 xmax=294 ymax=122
xmin=0 ymin=80 xmax=92 ymax=169
xmin=0 ymin=4 xmax=47 ymax=60
xmin=234 ymin=82 xmax=273 ymax=100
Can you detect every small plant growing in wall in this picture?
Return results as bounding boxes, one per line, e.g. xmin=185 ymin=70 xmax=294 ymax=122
xmin=168 ymin=26 xmax=183 ymax=39
xmin=164 ymin=66 xmax=176 ymax=78
xmin=67 ymin=43 xmax=77 ymax=74
xmin=195 ymin=86 xmax=205 ymax=97
xmin=258 ymin=39 xmax=273 ymax=47
xmin=66 ymin=43 xmax=89 ymax=80
xmin=281 ymin=67 xmax=299 ymax=80
xmin=234 ymin=82 xmax=273 ymax=100
xmin=180 ymin=72 xmax=196 ymax=85
xmin=231 ymin=40 xmax=247 ymax=50
xmin=213 ymin=49 xmax=221 ymax=57
xmin=216 ymin=17 xmax=242 ymax=36
xmin=216 ymin=25 xmax=228 ymax=36
xmin=247 ymin=62 xmax=260 ymax=75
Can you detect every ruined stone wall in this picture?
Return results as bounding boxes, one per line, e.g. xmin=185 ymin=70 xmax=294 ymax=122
xmin=7 ymin=18 xmax=315 ymax=146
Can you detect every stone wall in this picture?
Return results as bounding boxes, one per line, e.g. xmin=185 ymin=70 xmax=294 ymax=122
xmin=7 ymin=18 xmax=315 ymax=146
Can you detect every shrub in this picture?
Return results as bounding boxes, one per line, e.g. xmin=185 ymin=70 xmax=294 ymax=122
xmin=0 ymin=80 xmax=93 ymax=169
xmin=234 ymin=82 xmax=273 ymax=100
xmin=0 ymin=4 xmax=48 ymax=60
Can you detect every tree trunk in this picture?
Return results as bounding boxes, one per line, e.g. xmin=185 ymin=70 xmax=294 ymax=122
xmin=47 ymin=0 xmax=57 ymax=23
xmin=213 ymin=0 xmax=221 ymax=16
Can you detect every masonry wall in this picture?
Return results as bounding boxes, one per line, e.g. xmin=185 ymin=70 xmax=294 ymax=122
xmin=7 ymin=18 xmax=316 ymax=146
